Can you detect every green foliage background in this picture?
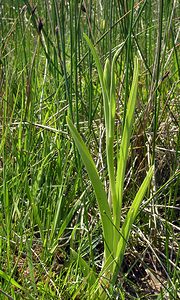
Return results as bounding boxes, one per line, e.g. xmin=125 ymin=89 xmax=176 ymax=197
xmin=0 ymin=1 xmax=179 ymax=299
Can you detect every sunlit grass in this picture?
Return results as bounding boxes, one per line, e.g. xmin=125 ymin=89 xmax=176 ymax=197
xmin=0 ymin=1 xmax=179 ymax=299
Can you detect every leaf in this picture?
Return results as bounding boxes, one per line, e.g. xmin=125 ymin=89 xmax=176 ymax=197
xmin=0 ymin=270 xmax=36 ymax=299
xmin=50 ymin=197 xmax=81 ymax=254
xmin=84 ymin=34 xmax=109 ymax=133
xmin=71 ymin=248 xmax=97 ymax=286
xmin=112 ymin=166 xmax=154 ymax=283
xmin=115 ymin=57 xmax=139 ymax=230
xmin=103 ymin=58 xmax=111 ymax=100
xmin=67 ymin=117 xmax=113 ymax=262
xmin=0 ymin=270 xmax=23 ymax=290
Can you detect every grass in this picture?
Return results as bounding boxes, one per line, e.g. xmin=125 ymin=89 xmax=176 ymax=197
xmin=0 ymin=1 xmax=180 ymax=299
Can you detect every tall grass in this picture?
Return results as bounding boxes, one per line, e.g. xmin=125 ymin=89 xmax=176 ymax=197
xmin=0 ymin=1 xmax=179 ymax=299
xmin=67 ymin=38 xmax=154 ymax=297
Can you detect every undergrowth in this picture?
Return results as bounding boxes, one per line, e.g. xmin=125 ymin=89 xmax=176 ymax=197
xmin=0 ymin=1 xmax=179 ymax=299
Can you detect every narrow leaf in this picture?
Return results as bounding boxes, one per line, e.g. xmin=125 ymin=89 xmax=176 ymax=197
xmin=112 ymin=166 xmax=154 ymax=283
xmin=84 ymin=34 xmax=109 ymax=132
xmin=103 ymin=58 xmax=111 ymax=100
xmin=0 ymin=270 xmax=23 ymax=290
xmin=71 ymin=248 xmax=97 ymax=286
xmin=67 ymin=117 xmax=113 ymax=261
xmin=116 ymin=57 xmax=139 ymax=229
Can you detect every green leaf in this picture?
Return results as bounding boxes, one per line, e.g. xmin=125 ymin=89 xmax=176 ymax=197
xmin=49 ymin=197 xmax=81 ymax=254
xmin=67 ymin=117 xmax=113 ymax=262
xmin=0 ymin=270 xmax=36 ymax=299
xmin=0 ymin=269 xmax=23 ymax=290
xmin=103 ymin=58 xmax=111 ymax=100
xmin=112 ymin=166 xmax=154 ymax=283
xmin=115 ymin=57 xmax=139 ymax=230
xmin=71 ymin=248 xmax=97 ymax=286
xmin=84 ymin=34 xmax=109 ymax=133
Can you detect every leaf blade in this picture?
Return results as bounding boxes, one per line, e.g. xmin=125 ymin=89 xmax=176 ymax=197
xmin=116 ymin=57 xmax=139 ymax=229
xmin=67 ymin=117 xmax=113 ymax=261
xmin=113 ymin=166 xmax=154 ymax=283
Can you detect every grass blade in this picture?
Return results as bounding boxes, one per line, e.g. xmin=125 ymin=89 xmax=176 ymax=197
xmin=112 ymin=166 xmax=154 ymax=283
xmin=84 ymin=34 xmax=109 ymax=133
xmin=116 ymin=57 xmax=139 ymax=230
xmin=66 ymin=117 xmax=113 ymax=263
xmin=0 ymin=269 xmax=23 ymax=290
xmin=71 ymin=248 xmax=97 ymax=286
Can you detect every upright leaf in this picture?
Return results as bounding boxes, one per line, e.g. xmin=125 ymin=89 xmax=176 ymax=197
xmin=84 ymin=34 xmax=109 ymax=133
xmin=112 ymin=166 xmax=154 ymax=283
xmin=115 ymin=58 xmax=139 ymax=230
xmin=67 ymin=117 xmax=113 ymax=262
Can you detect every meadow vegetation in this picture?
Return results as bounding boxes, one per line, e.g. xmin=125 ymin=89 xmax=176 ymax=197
xmin=0 ymin=1 xmax=179 ymax=299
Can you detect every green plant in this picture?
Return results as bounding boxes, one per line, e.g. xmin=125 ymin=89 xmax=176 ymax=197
xmin=67 ymin=34 xmax=154 ymax=298
xmin=1 ymin=1 xmax=179 ymax=299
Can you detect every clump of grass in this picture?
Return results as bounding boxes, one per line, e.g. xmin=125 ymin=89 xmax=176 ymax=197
xmin=67 ymin=34 xmax=153 ymax=298
xmin=0 ymin=1 xmax=179 ymax=299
